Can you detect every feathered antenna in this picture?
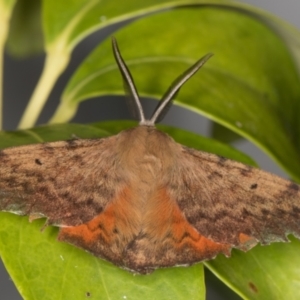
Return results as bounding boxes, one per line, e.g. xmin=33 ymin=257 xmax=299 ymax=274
xmin=112 ymin=37 xmax=145 ymax=124
xmin=112 ymin=37 xmax=213 ymax=126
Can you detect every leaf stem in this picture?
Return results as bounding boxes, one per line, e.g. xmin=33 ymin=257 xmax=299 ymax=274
xmin=18 ymin=48 xmax=70 ymax=129
xmin=18 ymin=0 xmax=99 ymax=129
xmin=48 ymin=101 xmax=76 ymax=125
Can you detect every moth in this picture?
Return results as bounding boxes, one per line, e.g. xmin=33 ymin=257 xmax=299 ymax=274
xmin=0 ymin=37 xmax=300 ymax=274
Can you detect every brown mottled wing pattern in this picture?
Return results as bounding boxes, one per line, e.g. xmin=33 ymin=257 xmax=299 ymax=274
xmin=171 ymin=145 xmax=300 ymax=251
xmin=0 ymin=136 xmax=123 ymax=227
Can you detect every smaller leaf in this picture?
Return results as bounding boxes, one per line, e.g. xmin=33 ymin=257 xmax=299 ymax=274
xmin=207 ymin=237 xmax=300 ymax=299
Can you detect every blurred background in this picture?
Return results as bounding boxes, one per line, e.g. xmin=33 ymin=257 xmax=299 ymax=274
xmin=1 ymin=0 xmax=300 ymax=299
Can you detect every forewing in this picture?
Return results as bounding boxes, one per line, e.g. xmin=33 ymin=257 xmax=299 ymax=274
xmin=170 ymin=146 xmax=300 ymax=252
xmin=0 ymin=136 xmax=123 ymax=227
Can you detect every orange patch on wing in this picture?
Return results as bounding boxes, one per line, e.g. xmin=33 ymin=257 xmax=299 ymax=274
xmin=170 ymin=201 xmax=231 ymax=258
xmin=59 ymin=207 xmax=114 ymax=244
xmin=59 ymin=186 xmax=137 ymax=245
xmin=148 ymin=188 xmax=231 ymax=260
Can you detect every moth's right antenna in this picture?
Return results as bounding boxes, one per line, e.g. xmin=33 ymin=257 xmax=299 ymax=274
xmin=112 ymin=37 xmax=146 ymax=124
xmin=150 ymin=53 xmax=213 ymax=124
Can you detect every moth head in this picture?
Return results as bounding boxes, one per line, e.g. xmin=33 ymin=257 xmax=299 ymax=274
xmin=112 ymin=37 xmax=213 ymax=126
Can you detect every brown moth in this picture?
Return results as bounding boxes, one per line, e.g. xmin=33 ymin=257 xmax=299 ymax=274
xmin=0 ymin=37 xmax=300 ymax=274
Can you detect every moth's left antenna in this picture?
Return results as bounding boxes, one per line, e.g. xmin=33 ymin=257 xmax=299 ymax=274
xmin=112 ymin=37 xmax=146 ymax=124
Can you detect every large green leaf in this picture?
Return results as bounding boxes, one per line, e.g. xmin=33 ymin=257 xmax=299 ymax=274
xmin=0 ymin=121 xmax=255 ymax=299
xmin=52 ymin=7 xmax=300 ymax=180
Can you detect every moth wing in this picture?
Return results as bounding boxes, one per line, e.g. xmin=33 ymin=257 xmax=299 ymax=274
xmin=0 ymin=136 xmax=124 ymax=227
xmin=170 ymin=146 xmax=300 ymax=252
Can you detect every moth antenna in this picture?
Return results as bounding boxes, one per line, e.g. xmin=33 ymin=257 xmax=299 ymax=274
xmin=150 ymin=53 xmax=213 ymax=124
xmin=112 ymin=37 xmax=146 ymax=124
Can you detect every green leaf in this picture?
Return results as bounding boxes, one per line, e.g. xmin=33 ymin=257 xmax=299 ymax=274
xmin=54 ymin=5 xmax=300 ymax=181
xmin=0 ymin=123 xmax=110 ymax=148
xmin=2 ymin=121 xmax=255 ymax=299
xmin=206 ymin=237 xmax=300 ymax=299
xmin=43 ymin=0 xmax=221 ymax=49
